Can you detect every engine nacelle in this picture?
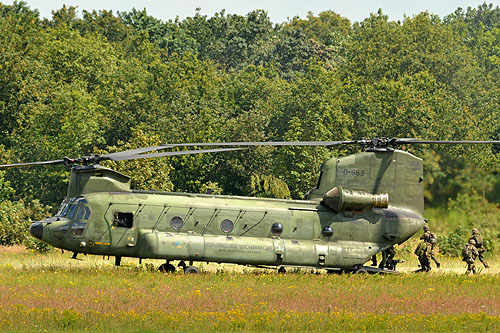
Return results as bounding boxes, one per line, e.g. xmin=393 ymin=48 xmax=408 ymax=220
xmin=322 ymin=186 xmax=389 ymax=212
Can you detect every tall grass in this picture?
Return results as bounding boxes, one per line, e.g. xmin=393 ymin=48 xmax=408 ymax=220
xmin=1 ymin=247 xmax=500 ymax=331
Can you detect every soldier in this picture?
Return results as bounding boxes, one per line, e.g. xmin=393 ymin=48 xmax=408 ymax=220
xmin=385 ymin=245 xmax=396 ymax=270
xmin=462 ymin=238 xmax=479 ymax=274
xmin=428 ymin=232 xmax=441 ymax=268
xmin=414 ymin=240 xmax=431 ymax=272
xmin=377 ymin=245 xmax=396 ymax=270
xmin=420 ymin=225 xmax=430 ymax=241
xmin=469 ymin=228 xmax=489 ymax=268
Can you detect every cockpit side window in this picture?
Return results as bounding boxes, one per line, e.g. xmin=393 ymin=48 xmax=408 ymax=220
xmin=66 ymin=204 xmax=78 ymax=219
xmin=70 ymin=222 xmax=87 ymax=237
xmin=83 ymin=206 xmax=91 ymax=220
xmin=76 ymin=206 xmax=85 ymax=221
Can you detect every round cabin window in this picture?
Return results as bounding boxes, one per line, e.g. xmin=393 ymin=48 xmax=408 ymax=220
xmin=322 ymin=226 xmax=334 ymax=238
xmin=220 ymin=219 xmax=234 ymax=233
xmin=170 ymin=216 xmax=184 ymax=230
xmin=271 ymin=223 xmax=284 ymax=236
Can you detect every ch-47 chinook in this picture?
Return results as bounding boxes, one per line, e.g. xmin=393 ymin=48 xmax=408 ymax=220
xmin=1 ymin=137 xmax=499 ymax=274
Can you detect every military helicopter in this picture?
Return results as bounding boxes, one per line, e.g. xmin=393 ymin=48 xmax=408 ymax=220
xmin=1 ymin=137 xmax=499 ymax=274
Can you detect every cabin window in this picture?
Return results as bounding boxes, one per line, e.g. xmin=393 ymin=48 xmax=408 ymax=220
xmin=220 ymin=219 xmax=234 ymax=233
xmin=113 ymin=212 xmax=134 ymax=228
xmin=271 ymin=223 xmax=284 ymax=236
xmin=170 ymin=216 xmax=184 ymax=230
xmin=322 ymin=226 xmax=334 ymax=238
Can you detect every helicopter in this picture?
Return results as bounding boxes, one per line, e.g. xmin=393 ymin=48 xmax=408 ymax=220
xmin=1 ymin=137 xmax=499 ymax=274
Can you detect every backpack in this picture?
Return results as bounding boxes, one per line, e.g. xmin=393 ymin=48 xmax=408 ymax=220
xmin=462 ymin=245 xmax=472 ymax=261
xmin=414 ymin=242 xmax=427 ymax=257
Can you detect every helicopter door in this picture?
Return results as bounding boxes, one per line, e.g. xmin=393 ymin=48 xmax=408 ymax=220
xmin=109 ymin=211 xmax=139 ymax=248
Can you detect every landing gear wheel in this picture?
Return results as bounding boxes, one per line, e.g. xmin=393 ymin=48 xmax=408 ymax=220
xmin=278 ymin=266 xmax=286 ymax=274
xmin=184 ymin=266 xmax=200 ymax=274
xmin=354 ymin=268 xmax=368 ymax=274
xmin=158 ymin=263 xmax=176 ymax=274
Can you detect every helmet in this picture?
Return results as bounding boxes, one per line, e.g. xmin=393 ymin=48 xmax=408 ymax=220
xmin=423 ymin=225 xmax=429 ymax=232
xmin=472 ymin=228 xmax=479 ymax=234
xmin=469 ymin=238 xmax=476 ymax=245
xmin=430 ymin=233 xmax=436 ymax=239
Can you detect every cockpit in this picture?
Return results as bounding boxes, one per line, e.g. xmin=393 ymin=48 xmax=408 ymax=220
xmin=53 ymin=197 xmax=92 ymax=239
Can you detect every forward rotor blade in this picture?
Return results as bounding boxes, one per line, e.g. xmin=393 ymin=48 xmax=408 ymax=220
xmin=107 ymin=147 xmax=246 ymax=161
xmin=160 ymin=141 xmax=355 ymax=148
xmin=0 ymin=159 xmax=66 ymax=169
xmin=103 ymin=141 xmax=353 ymax=160
xmin=103 ymin=146 xmax=167 ymax=159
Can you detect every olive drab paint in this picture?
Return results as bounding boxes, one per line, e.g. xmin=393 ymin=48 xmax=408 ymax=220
xmin=30 ymin=149 xmax=425 ymax=271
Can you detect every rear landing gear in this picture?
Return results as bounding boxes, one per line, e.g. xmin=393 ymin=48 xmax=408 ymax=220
xmin=158 ymin=263 xmax=176 ymax=274
xmin=278 ymin=266 xmax=286 ymax=274
xmin=184 ymin=266 xmax=200 ymax=274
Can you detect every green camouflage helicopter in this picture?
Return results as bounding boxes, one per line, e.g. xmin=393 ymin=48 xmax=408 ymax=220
xmin=1 ymin=138 xmax=498 ymax=274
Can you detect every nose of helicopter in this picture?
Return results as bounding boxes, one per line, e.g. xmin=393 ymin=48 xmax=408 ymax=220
xmin=29 ymin=222 xmax=43 ymax=240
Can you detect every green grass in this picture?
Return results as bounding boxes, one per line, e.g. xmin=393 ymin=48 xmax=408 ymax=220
xmin=1 ymin=247 xmax=500 ymax=331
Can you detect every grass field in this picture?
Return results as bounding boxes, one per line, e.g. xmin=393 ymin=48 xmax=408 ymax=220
xmin=1 ymin=246 xmax=500 ymax=331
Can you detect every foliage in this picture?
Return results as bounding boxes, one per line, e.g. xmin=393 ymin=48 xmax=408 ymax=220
xmin=0 ymin=199 xmax=51 ymax=246
xmin=437 ymin=226 xmax=469 ymax=257
xmin=0 ymin=1 xmax=500 ymax=244
xmin=250 ymin=174 xmax=290 ymax=199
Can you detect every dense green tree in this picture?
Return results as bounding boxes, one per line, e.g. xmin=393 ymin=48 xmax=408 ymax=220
xmin=0 ymin=1 xmax=499 ymax=241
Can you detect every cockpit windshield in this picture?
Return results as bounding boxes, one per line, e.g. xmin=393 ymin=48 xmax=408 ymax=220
xmin=58 ymin=197 xmax=91 ymax=220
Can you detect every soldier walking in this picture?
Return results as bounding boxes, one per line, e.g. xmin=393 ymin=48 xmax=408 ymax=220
xmin=420 ymin=225 xmax=430 ymax=241
xmin=469 ymin=228 xmax=489 ymax=268
xmin=414 ymin=240 xmax=431 ymax=272
xmin=420 ymin=225 xmax=440 ymax=268
xmin=462 ymin=238 xmax=479 ymax=274
xmin=428 ymin=233 xmax=440 ymax=268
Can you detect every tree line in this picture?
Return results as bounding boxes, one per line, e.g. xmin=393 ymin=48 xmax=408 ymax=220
xmin=0 ymin=1 xmax=500 ymax=250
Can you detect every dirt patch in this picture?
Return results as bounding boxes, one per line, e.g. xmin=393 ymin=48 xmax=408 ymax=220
xmin=0 ymin=245 xmax=27 ymax=254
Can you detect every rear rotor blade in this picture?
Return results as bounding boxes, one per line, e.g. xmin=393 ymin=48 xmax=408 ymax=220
xmin=394 ymin=139 xmax=500 ymax=145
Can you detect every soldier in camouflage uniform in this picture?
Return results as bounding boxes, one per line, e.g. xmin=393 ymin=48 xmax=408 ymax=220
xmin=420 ymin=225 xmax=440 ymax=268
xmin=414 ymin=240 xmax=431 ymax=272
xmin=462 ymin=238 xmax=479 ymax=274
xmin=428 ymin=232 xmax=441 ymax=268
xmin=469 ymin=228 xmax=489 ymax=268
xmin=385 ymin=245 xmax=397 ymax=270
xmin=420 ymin=225 xmax=430 ymax=241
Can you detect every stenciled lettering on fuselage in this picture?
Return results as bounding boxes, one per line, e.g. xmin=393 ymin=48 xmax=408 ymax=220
xmin=206 ymin=242 xmax=273 ymax=254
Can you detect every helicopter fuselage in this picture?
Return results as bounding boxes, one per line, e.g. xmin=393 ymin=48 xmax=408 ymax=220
xmin=32 ymin=190 xmax=422 ymax=269
xmin=29 ymin=148 xmax=426 ymax=271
